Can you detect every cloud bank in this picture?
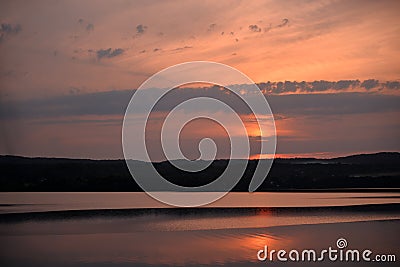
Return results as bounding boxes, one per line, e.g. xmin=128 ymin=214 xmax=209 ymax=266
xmin=1 ymin=80 xmax=399 ymax=120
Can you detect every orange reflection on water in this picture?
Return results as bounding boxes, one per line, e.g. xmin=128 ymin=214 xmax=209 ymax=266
xmin=44 ymin=231 xmax=284 ymax=266
xmin=255 ymin=208 xmax=273 ymax=216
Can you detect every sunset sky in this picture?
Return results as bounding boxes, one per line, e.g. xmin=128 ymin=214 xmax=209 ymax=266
xmin=0 ymin=0 xmax=399 ymax=160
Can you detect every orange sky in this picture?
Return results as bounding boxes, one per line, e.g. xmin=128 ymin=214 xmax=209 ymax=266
xmin=1 ymin=0 xmax=399 ymax=100
xmin=0 ymin=0 xmax=399 ymax=159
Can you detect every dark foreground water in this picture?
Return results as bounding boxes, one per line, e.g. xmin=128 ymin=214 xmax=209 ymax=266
xmin=0 ymin=192 xmax=399 ymax=266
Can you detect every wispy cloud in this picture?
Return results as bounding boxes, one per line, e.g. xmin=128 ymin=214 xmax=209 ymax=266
xmin=248 ymin=24 xmax=261 ymax=32
xmin=96 ymin=48 xmax=125 ymax=59
xmin=0 ymin=23 xmax=22 ymax=42
xmin=276 ymin=18 xmax=289 ymax=28
xmin=136 ymin=24 xmax=147 ymax=34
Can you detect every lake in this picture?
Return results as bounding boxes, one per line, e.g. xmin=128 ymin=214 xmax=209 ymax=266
xmin=0 ymin=192 xmax=399 ymax=266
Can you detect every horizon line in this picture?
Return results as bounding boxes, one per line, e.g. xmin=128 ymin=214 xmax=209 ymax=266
xmin=1 ymin=151 xmax=399 ymax=162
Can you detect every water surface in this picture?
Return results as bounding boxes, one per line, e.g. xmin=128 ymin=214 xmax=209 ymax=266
xmin=0 ymin=192 xmax=399 ymax=266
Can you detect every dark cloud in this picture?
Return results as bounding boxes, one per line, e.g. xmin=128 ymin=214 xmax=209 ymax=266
xmin=0 ymin=23 xmax=22 ymax=42
xmin=96 ymin=48 xmax=125 ymax=59
xmin=385 ymin=81 xmax=400 ymax=90
xmin=1 ymin=83 xmax=399 ymax=120
xmin=276 ymin=18 xmax=289 ymax=28
xmin=1 ymin=23 xmax=22 ymax=34
xmin=334 ymin=80 xmax=359 ymax=90
xmin=2 ymin=89 xmax=397 ymax=160
xmin=252 ymin=19 xmax=288 ymax=34
xmin=136 ymin=24 xmax=147 ymax=34
xmin=257 ymin=79 xmax=397 ymax=94
xmin=361 ymin=79 xmax=379 ymax=90
xmin=268 ymin=93 xmax=399 ymax=116
xmin=248 ymin=24 xmax=261 ymax=32
xmin=0 ymin=90 xmax=132 ymax=119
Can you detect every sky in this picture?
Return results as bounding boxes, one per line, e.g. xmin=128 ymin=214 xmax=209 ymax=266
xmin=0 ymin=0 xmax=399 ymax=160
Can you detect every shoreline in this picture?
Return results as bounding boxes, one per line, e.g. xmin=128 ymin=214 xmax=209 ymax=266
xmin=1 ymin=203 xmax=399 ymax=223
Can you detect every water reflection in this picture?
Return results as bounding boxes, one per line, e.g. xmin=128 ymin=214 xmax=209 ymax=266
xmin=1 ymin=227 xmax=285 ymax=266
xmin=1 ymin=205 xmax=399 ymax=266
xmin=1 ymin=192 xmax=400 ymax=214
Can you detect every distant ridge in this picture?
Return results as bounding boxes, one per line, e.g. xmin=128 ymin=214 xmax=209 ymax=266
xmin=273 ymin=152 xmax=400 ymax=165
xmin=1 ymin=151 xmax=399 ymax=164
xmin=0 ymin=152 xmax=399 ymax=192
xmin=328 ymin=152 xmax=400 ymax=164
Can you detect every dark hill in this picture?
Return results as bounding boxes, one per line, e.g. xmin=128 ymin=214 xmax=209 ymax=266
xmin=0 ymin=152 xmax=399 ymax=192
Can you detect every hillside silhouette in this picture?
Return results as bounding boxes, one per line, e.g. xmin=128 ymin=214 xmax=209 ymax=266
xmin=0 ymin=152 xmax=399 ymax=191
